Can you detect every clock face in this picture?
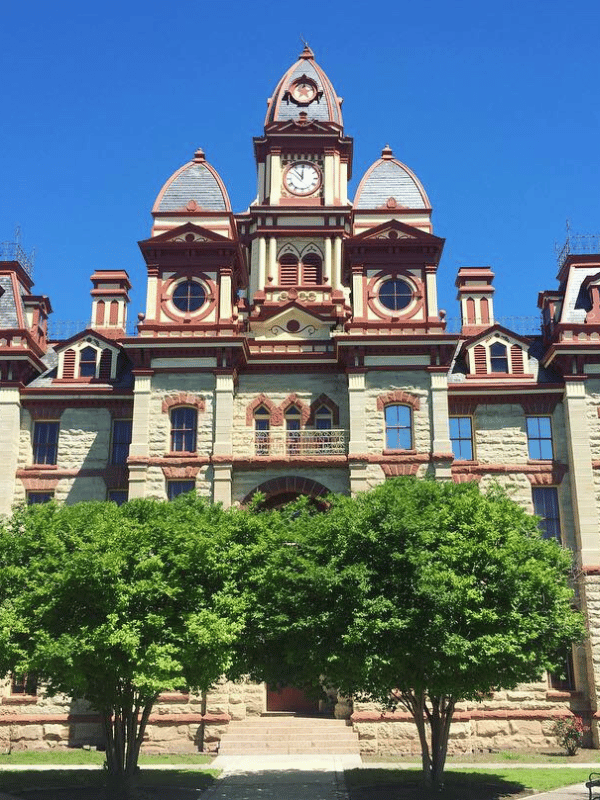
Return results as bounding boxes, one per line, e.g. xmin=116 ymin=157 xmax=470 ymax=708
xmin=284 ymin=162 xmax=321 ymax=196
xmin=290 ymin=79 xmax=317 ymax=104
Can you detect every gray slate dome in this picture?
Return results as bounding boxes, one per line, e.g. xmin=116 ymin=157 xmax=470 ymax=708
xmin=153 ymin=148 xmax=231 ymax=213
xmin=265 ymin=45 xmax=343 ymax=128
xmin=354 ymin=145 xmax=430 ymax=210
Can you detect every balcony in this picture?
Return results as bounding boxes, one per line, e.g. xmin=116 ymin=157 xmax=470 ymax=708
xmin=233 ymin=429 xmax=347 ymax=457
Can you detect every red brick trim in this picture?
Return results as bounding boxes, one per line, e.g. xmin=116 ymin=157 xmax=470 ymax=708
xmin=453 ymin=473 xmax=482 ymax=483
xmin=26 ymin=404 xmax=64 ymax=421
xmin=581 ymin=566 xmax=600 ymax=575
xmin=161 ymin=465 xmax=200 ymax=479
xmin=162 ymin=393 xmax=205 ymax=413
xmin=308 ymin=394 xmax=340 ymax=426
xmin=376 ymin=390 xmax=420 ymax=412
xmin=280 ymin=393 xmax=310 ymax=425
xmin=2 ymin=695 xmax=38 ymax=705
xmin=242 ymin=475 xmax=331 ymax=506
xmin=246 ymin=394 xmax=283 ymax=426
xmin=526 ymin=463 xmax=568 ymax=485
xmin=382 ymin=463 xmax=421 ymax=477
xmin=0 ymin=712 xmax=230 ymax=724
xmin=351 ymin=709 xmax=576 ymax=723
xmin=20 ymin=476 xmax=60 ymax=491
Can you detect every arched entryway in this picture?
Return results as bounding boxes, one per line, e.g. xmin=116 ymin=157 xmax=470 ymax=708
xmin=243 ymin=476 xmax=332 ymax=712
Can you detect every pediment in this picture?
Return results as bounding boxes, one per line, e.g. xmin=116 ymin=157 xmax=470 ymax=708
xmin=249 ymin=304 xmax=334 ymax=341
xmin=463 ymin=323 xmax=532 ymax=350
xmin=352 ymin=219 xmax=444 ymax=246
xmin=55 ymin=328 xmax=122 ymax=354
xmin=265 ymin=119 xmax=342 ymax=136
xmin=139 ymin=222 xmax=234 ymax=247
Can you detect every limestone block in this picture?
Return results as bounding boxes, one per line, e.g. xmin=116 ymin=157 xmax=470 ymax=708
xmin=145 ymin=725 xmax=189 ymax=742
xmin=448 ymin=722 xmax=470 ymax=739
xmin=43 ymin=724 xmax=70 ymax=741
xmin=13 ymin=725 xmax=44 ymax=741
xmin=475 ymin=719 xmax=510 ymax=738
xmin=508 ymin=719 xmax=543 ymax=737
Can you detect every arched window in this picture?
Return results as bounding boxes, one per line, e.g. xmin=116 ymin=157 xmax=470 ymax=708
xmin=79 ymin=346 xmax=97 ymax=377
xmin=279 ymin=254 xmax=299 ymax=286
xmin=301 ymin=253 xmax=322 ymax=285
xmin=254 ymin=405 xmax=270 ymax=455
xmin=170 ymin=407 xmax=197 ymax=452
xmin=490 ymin=342 xmax=508 ymax=373
xmin=384 ymin=405 xmax=412 ymax=450
xmin=314 ymin=405 xmax=333 ymax=430
xmin=285 ymin=405 xmax=302 ymax=455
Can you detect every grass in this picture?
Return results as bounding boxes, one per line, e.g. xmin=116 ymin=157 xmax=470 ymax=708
xmin=363 ymin=748 xmax=600 ymax=764
xmin=0 ymin=749 xmax=213 ymax=765
xmin=345 ymin=767 xmax=589 ymax=800
xmin=0 ymin=768 xmax=219 ymax=798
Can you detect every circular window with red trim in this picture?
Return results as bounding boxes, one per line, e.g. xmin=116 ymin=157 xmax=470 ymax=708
xmin=378 ymin=278 xmax=413 ymax=311
xmin=172 ymin=280 xmax=206 ymax=313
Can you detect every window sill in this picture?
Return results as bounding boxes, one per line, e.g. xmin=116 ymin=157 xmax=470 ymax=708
xmin=527 ymin=459 xmax=554 ymax=465
xmin=165 ymin=451 xmax=198 ymax=458
xmin=452 ymin=459 xmax=480 ymax=465
xmin=383 ymin=449 xmax=417 ymax=456
xmin=26 ymin=464 xmax=58 ymax=471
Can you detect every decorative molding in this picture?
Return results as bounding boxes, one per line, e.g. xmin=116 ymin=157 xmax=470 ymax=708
xmin=376 ymin=390 xmax=421 ymax=412
xmin=161 ymin=465 xmax=200 ymax=479
xmin=382 ymin=463 xmax=420 ymax=477
xmin=242 ymin=475 xmax=331 ymax=506
xmin=161 ymin=393 xmax=205 ymax=414
xmin=280 ymin=393 xmax=310 ymax=425
xmin=245 ymin=394 xmax=283 ymax=426
xmin=308 ymin=394 xmax=340 ymax=426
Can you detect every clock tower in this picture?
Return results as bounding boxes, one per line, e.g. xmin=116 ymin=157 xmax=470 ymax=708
xmin=243 ymin=45 xmax=353 ymax=310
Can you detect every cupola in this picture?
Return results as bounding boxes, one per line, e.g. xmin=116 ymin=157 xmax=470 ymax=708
xmin=151 ymin=148 xmax=233 ymax=237
xmin=265 ymin=45 xmax=343 ymax=129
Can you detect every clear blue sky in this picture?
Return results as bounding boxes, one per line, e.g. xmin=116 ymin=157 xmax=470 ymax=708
xmin=2 ymin=0 xmax=599 ymax=332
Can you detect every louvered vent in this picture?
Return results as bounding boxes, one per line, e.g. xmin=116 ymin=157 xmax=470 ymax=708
xmin=62 ymin=348 xmax=76 ymax=379
xmin=302 ymin=254 xmax=322 ymax=285
xmin=109 ymin=300 xmax=119 ymax=325
xmin=473 ymin=344 xmax=487 ymax=374
xmin=279 ymin=255 xmax=299 ymax=286
xmin=95 ymin=300 xmax=105 ymax=326
xmin=99 ymin=349 xmax=112 ymax=381
xmin=511 ymin=344 xmax=524 ymax=375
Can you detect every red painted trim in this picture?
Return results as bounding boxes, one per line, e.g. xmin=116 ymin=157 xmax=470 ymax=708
xmin=161 ymin=465 xmax=199 ymax=479
xmin=161 ymin=393 xmax=206 ymax=414
xmin=376 ymin=390 xmax=421 ymax=411
xmin=351 ymin=709 xmax=576 ymax=723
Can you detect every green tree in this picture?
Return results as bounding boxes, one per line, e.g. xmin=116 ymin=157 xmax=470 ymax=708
xmin=242 ymin=479 xmax=584 ymax=788
xmin=0 ymin=495 xmax=259 ymax=799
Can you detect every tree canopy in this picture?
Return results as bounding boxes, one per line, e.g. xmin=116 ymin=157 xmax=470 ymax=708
xmin=241 ymin=478 xmax=585 ymax=786
xmin=0 ymin=495 xmax=263 ymax=799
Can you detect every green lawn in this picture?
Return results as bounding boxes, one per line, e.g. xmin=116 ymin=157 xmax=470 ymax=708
xmin=0 ymin=767 xmax=219 ymax=798
xmin=345 ymin=767 xmax=588 ymax=800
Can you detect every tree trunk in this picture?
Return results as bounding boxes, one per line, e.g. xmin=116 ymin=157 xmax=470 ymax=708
xmin=100 ymin=695 xmax=157 ymax=800
xmin=398 ymin=690 xmax=456 ymax=790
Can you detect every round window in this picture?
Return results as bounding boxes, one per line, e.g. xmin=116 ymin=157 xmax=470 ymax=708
xmin=172 ymin=280 xmax=206 ymax=313
xmin=378 ymin=278 xmax=413 ymax=311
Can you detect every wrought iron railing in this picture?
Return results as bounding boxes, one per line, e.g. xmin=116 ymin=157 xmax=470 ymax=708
xmin=557 ymin=234 xmax=600 ymax=270
xmin=444 ymin=316 xmax=541 ymax=335
xmin=0 ymin=241 xmax=34 ymax=278
xmin=235 ymin=429 xmax=347 ymax=457
xmin=47 ymin=319 xmax=139 ymax=340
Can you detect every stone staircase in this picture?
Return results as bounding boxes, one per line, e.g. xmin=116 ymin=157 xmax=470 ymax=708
xmin=218 ymin=714 xmax=361 ymax=755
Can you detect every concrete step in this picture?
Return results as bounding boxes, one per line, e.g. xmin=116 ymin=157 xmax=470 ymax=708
xmin=218 ymin=715 xmax=360 ymax=755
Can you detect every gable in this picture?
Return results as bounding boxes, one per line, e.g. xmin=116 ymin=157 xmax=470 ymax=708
xmin=248 ymin=305 xmax=334 ymax=341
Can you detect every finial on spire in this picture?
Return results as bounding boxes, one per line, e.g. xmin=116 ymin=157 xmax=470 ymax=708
xmin=193 ymin=148 xmax=206 ymax=163
xmin=381 ymin=144 xmax=394 ymax=159
xmin=299 ymin=39 xmax=314 ymax=59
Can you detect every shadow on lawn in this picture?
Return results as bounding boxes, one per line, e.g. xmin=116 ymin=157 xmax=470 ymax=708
xmin=1 ymin=769 xmax=217 ymax=799
xmin=345 ymin=769 xmax=534 ymax=800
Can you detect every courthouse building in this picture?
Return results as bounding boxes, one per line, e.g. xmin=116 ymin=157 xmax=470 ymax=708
xmin=1 ymin=47 xmax=600 ymax=755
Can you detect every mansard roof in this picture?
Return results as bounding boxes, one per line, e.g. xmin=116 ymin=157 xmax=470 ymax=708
xmin=265 ymin=45 xmax=343 ymax=128
xmin=152 ymin=148 xmax=231 ymax=214
xmin=354 ymin=146 xmax=430 ymax=210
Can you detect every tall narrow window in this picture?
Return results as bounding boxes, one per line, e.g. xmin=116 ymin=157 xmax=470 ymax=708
xmin=11 ymin=673 xmax=37 ymax=696
xmin=108 ymin=490 xmax=128 ymax=506
xmin=167 ymin=480 xmax=195 ymax=500
xmin=384 ymin=405 xmax=412 ymax=450
xmin=489 ymin=342 xmax=508 ymax=373
xmin=33 ymin=421 xmax=60 ymax=465
xmin=549 ymin=649 xmax=576 ymax=691
xmin=314 ymin=405 xmax=333 ymax=430
xmin=301 ymin=253 xmax=322 ymax=285
xmin=532 ymin=486 xmax=561 ymax=541
xmin=111 ymin=420 xmax=132 ymax=465
xmin=279 ymin=254 xmax=299 ymax=286
xmin=285 ymin=405 xmax=301 ymax=455
xmin=527 ymin=416 xmax=553 ymax=460
xmin=254 ymin=406 xmax=270 ymax=455
xmin=79 ymin=346 xmax=97 ymax=377
xmin=170 ymin=407 xmax=197 ymax=453
xmin=449 ymin=416 xmax=473 ymax=460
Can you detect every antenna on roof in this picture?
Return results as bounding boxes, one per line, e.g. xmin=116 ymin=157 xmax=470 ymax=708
xmin=14 ymin=225 xmax=21 ymax=245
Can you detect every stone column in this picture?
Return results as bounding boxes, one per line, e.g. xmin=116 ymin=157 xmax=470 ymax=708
xmin=0 ymin=386 xmax=21 ymax=515
xmin=348 ymin=369 xmax=369 ymax=495
xmin=430 ymin=370 xmax=453 ymax=480
xmin=563 ymin=377 xmax=600 ymax=742
xmin=269 ymin=150 xmax=281 ymax=205
xmin=128 ymin=370 xmax=152 ymax=499
xmin=219 ymin=269 xmax=232 ymax=320
xmin=323 ymin=150 xmax=335 ymax=205
xmin=258 ymin=237 xmax=267 ymax=293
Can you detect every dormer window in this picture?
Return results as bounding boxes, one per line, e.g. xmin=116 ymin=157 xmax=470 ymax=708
xmin=79 ymin=346 xmax=97 ymax=377
xmin=489 ymin=342 xmax=508 ymax=373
